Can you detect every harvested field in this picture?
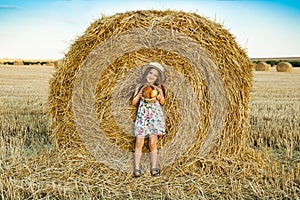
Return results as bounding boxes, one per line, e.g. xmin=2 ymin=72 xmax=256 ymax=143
xmin=248 ymin=67 xmax=300 ymax=154
xmin=0 ymin=65 xmax=299 ymax=199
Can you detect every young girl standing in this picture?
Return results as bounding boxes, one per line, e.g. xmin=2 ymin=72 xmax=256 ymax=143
xmin=132 ymin=62 xmax=166 ymax=177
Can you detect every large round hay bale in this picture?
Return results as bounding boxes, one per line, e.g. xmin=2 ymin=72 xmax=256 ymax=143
xmin=255 ymin=62 xmax=270 ymax=71
xmin=276 ymin=61 xmax=293 ymax=72
xmin=49 ymin=10 xmax=252 ymax=173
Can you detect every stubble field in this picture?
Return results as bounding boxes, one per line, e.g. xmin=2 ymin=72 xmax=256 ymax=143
xmin=0 ymin=65 xmax=299 ymax=199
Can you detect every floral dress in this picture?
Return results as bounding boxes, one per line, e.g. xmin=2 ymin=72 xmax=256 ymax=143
xmin=134 ymin=99 xmax=166 ymax=137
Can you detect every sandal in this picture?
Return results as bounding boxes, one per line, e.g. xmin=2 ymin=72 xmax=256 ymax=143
xmin=133 ymin=169 xmax=142 ymax=178
xmin=150 ymin=168 xmax=160 ymax=177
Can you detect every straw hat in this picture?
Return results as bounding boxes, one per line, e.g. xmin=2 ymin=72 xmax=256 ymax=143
xmin=141 ymin=62 xmax=166 ymax=82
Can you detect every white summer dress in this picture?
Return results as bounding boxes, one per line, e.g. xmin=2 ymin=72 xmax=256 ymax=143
xmin=134 ymin=99 xmax=166 ymax=137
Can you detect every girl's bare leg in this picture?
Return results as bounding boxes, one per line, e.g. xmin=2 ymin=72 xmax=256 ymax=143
xmin=134 ymin=136 xmax=145 ymax=170
xmin=149 ymin=135 xmax=158 ymax=169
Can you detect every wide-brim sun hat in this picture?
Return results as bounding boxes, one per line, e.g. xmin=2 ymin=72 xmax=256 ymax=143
xmin=141 ymin=62 xmax=166 ymax=83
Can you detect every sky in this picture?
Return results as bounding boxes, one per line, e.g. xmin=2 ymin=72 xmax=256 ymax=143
xmin=0 ymin=0 xmax=299 ymax=60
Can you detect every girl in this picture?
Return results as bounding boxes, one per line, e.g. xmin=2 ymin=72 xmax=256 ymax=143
xmin=132 ymin=62 xmax=166 ymax=177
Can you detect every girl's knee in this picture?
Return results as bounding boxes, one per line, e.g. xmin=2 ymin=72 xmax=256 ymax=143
xmin=135 ymin=138 xmax=144 ymax=149
xmin=149 ymin=137 xmax=157 ymax=151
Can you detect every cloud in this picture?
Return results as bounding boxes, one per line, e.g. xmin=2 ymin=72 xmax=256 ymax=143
xmin=0 ymin=5 xmax=21 ymax=10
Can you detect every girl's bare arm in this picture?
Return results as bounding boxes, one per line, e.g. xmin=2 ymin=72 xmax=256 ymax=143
xmin=132 ymin=84 xmax=143 ymax=106
xmin=155 ymin=85 xmax=165 ymax=106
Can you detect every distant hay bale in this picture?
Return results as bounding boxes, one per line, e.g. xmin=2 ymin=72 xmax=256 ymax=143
xmin=13 ymin=60 xmax=24 ymax=66
xmin=276 ymin=62 xmax=293 ymax=72
xmin=49 ymin=10 xmax=252 ymax=173
xmin=255 ymin=62 xmax=270 ymax=71
xmin=45 ymin=62 xmax=55 ymax=66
